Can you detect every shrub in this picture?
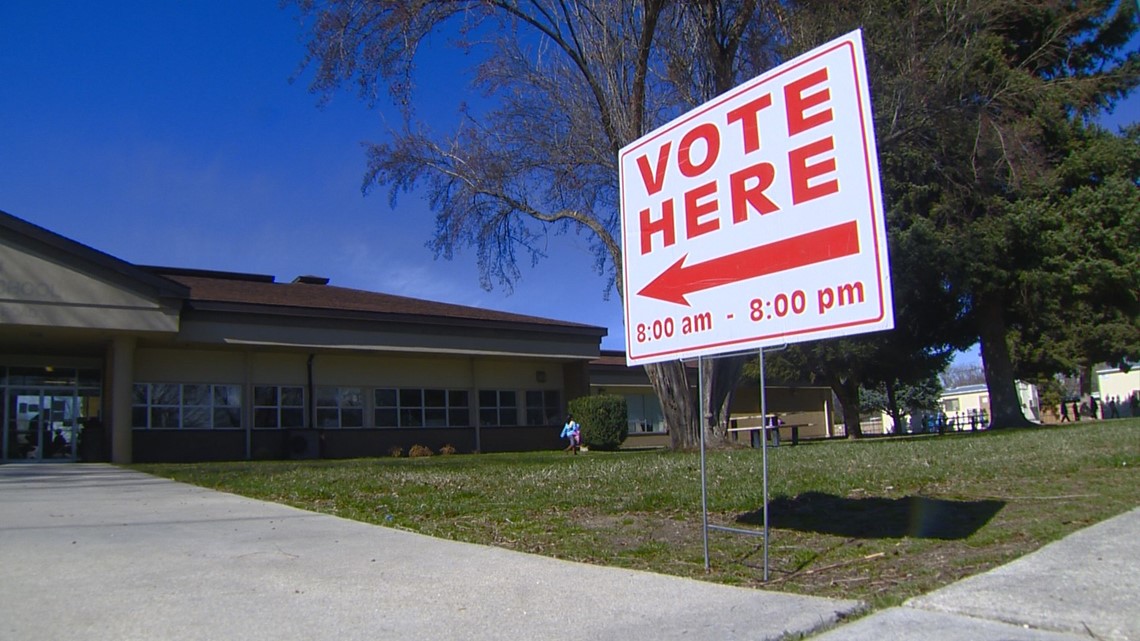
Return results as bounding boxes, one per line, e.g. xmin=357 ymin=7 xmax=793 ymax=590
xmin=439 ymin=443 xmax=457 ymax=456
xmin=568 ymin=395 xmax=628 ymax=451
xmin=408 ymin=444 xmax=433 ymax=458
xmin=388 ymin=445 xmax=404 ymax=458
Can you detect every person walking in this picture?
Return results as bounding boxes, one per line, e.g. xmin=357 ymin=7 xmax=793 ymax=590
xmin=560 ymin=414 xmax=581 ymax=454
xmin=1060 ymin=401 xmax=1070 ymax=422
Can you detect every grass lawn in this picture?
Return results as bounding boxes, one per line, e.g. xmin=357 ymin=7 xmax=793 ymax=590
xmin=136 ymin=419 xmax=1140 ymax=609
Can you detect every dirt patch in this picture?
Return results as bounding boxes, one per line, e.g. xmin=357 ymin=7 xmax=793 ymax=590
xmin=572 ymin=509 xmax=698 ymax=550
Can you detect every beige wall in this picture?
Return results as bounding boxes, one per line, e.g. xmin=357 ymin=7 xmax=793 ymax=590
xmin=136 ymin=348 xmax=247 ymax=383
xmin=250 ymin=353 xmax=309 ymax=386
xmin=135 ymin=349 xmax=571 ymax=389
xmin=1098 ymin=368 xmax=1140 ymax=402
xmin=729 ymin=385 xmax=835 ymax=440
xmin=313 ymin=353 xmax=463 ymax=387
xmin=941 ymin=390 xmax=989 ymax=415
xmin=473 ymin=358 xmax=561 ymax=389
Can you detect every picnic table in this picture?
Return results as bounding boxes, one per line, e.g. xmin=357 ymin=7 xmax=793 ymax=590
xmin=727 ymin=416 xmax=808 ymax=446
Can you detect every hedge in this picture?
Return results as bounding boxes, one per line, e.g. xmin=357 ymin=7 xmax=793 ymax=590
xmin=568 ymin=395 xmax=628 ymax=451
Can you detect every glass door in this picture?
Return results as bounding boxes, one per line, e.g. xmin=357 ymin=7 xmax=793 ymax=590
xmin=4 ymin=389 xmax=78 ymax=461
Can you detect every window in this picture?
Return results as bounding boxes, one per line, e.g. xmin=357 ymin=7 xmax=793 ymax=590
xmin=446 ymin=390 xmax=469 ymax=427
xmin=478 ymin=390 xmax=518 ymax=427
xmin=400 ymin=388 xmax=424 ymax=427
xmin=625 ymin=393 xmax=665 ymax=433
xmin=211 ymin=385 xmax=242 ymax=427
xmin=132 ymin=383 xmax=242 ymax=429
xmin=374 ymin=388 xmax=470 ymax=427
xmin=942 ymin=398 xmax=960 ymax=413
xmin=253 ymin=385 xmax=305 ymax=429
xmin=375 ymin=388 xmax=398 ymax=427
xmin=316 ymin=386 xmax=364 ymax=428
xmin=525 ymin=390 xmax=561 ymax=426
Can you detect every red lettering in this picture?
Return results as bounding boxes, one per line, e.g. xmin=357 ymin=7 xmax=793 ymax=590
xmin=784 ymin=68 xmax=833 ymax=137
xmin=685 ymin=181 xmax=720 ymax=239
xmin=636 ymin=142 xmax=672 ymax=196
xmin=730 ymin=162 xmax=779 ymax=222
xmin=640 ymin=199 xmax=677 ymax=255
xmin=677 ymin=123 xmax=720 ymax=178
xmin=726 ymin=93 xmax=774 ymax=154
xmin=789 ymin=137 xmax=839 ymax=205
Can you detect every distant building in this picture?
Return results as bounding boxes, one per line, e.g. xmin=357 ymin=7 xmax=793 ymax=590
xmin=1095 ymin=365 xmax=1139 ymax=418
xmin=939 ymin=381 xmax=1040 ymax=429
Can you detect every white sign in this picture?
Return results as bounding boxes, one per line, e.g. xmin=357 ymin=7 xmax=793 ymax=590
xmin=619 ymin=29 xmax=893 ymax=366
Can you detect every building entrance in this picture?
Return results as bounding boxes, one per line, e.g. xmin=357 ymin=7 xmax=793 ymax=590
xmin=2 ymin=367 xmax=101 ymax=462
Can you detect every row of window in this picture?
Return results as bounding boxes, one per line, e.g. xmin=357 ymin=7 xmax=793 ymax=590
xmin=132 ymin=384 xmax=562 ymax=430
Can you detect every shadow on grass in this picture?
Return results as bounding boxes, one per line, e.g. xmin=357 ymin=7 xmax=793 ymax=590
xmin=736 ymin=492 xmax=1005 ymax=540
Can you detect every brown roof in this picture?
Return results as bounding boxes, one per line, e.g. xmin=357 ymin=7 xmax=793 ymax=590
xmin=589 ymin=349 xmax=699 ymax=369
xmin=151 ymin=268 xmax=603 ymax=332
xmin=591 ymin=350 xmax=633 ymax=367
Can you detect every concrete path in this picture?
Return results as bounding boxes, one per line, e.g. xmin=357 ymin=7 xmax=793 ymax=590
xmin=0 ymin=464 xmax=858 ymax=641
xmin=809 ymin=505 xmax=1140 ymax=641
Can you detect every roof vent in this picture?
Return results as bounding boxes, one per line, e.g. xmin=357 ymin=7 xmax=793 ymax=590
xmin=293 ymin=275 xmax=330 ymax=285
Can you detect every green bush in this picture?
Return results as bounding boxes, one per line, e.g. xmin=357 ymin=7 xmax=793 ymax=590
xmin=568 ymin=395 xmax=628 ymax=451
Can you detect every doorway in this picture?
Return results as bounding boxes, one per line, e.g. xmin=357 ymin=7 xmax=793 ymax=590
xmin=2 ymin=367 xmax=102 ymax=462
xmin=5 ymin=390 xmax=75 ymax=460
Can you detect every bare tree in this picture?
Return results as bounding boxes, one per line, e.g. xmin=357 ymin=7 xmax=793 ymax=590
xmin=293 ymin=0 xmax=782 ymax=448
xmin=939 ymin=363 xmax=986 ymax=389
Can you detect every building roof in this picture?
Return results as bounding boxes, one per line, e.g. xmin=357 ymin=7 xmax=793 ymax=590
xmin=1 ymin=208 xmax=605 ymax=342
xmin=149 ymin=267 xmax=605 ymax=335
xmin=590 ymin=350 xmax=633 ymax=368
xmin=0 ymin=209 xmax=190 ymax=300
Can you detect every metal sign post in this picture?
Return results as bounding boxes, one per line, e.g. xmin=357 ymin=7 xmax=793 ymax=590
xmin=699 ymin=355 xmax=710 ymax=569
xmin=700 ymin=348 xmax=770 ymax=581
xmin=759 ymin=348 xmax=770 ymax=580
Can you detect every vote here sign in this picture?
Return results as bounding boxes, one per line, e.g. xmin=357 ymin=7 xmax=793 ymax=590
xmin=619 ymin=29 xmax=894 ymax=366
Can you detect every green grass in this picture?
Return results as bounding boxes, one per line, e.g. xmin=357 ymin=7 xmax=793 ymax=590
xmin=136 ymin=419 xmax=1140 ymax=609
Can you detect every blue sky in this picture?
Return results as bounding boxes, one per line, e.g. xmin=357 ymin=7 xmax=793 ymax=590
xmin=1 ymin=2 xmax=626 ymax=348
xmin=2 ymin=2 xmax=1136 ymax=362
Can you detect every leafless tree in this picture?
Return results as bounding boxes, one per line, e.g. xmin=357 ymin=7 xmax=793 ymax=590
xmin=939 ymin=363 xmax=987 ymax=389
xmin=293 ymin=0 xmax=784 ymax=448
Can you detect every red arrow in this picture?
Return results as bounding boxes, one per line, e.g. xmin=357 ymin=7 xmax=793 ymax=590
xmin=637 ymin=220 xmax=861 ymax=306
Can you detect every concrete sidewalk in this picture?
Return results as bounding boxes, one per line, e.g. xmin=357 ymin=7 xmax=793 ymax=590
xmin=0 ymin=464 xmax=857 ymax=641
xmin=809 ymin=505 xmax=1140 ymax=641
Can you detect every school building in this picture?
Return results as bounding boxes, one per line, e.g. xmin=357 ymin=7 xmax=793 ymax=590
xmin=0 ymin=209 xmax=606 ymax=463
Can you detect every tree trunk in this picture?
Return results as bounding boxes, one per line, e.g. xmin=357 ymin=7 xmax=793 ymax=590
xmin=977 ymin=296 xmax=1035 ymax=428
xmin=702 ymin=355 xmax=748 ymax=443
xmin=885 ymin=380 xmax=901 ymax=434
xmin=644 ymin=361 xmax=699 ymax=450
xmin=831 ymin=376 xmax=863 ymax=438
xmin=644 ymin=355 xmax=746 ymax=450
